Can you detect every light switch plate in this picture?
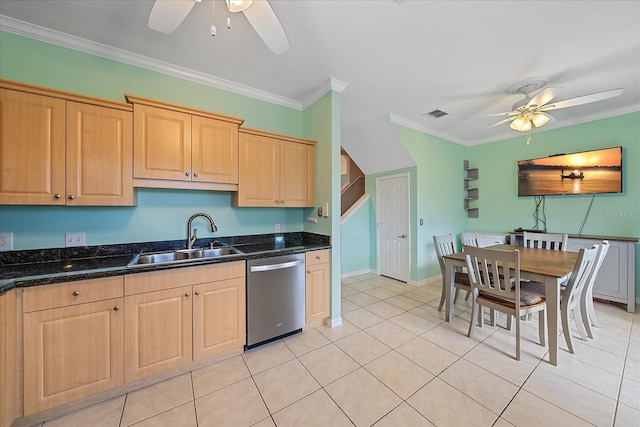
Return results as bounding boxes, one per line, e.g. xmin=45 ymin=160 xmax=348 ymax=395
xmin=0 ymin=232 xmax=13 ymax=251
xmin=66 ymin=232 xmax=85 ymax=247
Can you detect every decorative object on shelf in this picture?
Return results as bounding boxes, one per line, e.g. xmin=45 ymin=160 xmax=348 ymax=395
xmin=464 ymin=160 xmax=479 ymax=218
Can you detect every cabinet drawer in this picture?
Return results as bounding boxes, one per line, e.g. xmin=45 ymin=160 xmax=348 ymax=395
xmin=306 ymin=249 xmax=330 ymax=266
xmin=23 ymin=276 xmax=123 ymax=313
xmin=125 ymin=261 xmax=245 ymax=295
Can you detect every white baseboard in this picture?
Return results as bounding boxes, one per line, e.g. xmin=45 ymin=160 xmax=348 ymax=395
xmin=325 ymin=317 xmax=343 ymax=328
xmin=341 ymin=269 xmax=375 ymax=279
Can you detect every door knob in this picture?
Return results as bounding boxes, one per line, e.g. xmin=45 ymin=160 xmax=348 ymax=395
xmin=398 ymin=234 xmax=406 ymax=238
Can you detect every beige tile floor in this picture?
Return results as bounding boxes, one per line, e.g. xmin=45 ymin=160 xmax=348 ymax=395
xmin=39 ymin=273 xmax=639 ymax=427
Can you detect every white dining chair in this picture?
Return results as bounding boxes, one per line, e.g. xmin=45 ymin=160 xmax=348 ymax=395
xmin=433 ymin=234 xmax=471 ymax=311
xmin=522 ymin=231 xmax=568 ymax=251
xmin=560 ymin=244 xmax=599 ymax=354
xmin=580 ymin=240 xmax=610 ymax=338
xmin=464 ymin=246 xmax=546 ymax=361
xmin=460 ymin=231 xmax=479 ymax=248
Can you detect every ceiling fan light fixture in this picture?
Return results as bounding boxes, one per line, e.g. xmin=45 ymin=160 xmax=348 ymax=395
xmin=227 ymin=0 xmax=253 ymax=13
xmin=510 ymin=115 xmax=531 ymax=132
xmin=532 ymin=112 xmax=550 ymax=128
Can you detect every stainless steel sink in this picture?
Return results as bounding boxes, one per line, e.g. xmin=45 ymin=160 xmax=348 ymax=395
xmin=127 ymin=246 xmax=243 ymax=267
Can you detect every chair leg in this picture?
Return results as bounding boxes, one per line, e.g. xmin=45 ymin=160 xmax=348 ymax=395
xmin=538 ymin=309 xmax=546 ymax=347
xmin=438 ymin=280 xmax=446 ymax=312
xmin=465 ymin=291 xmax=471 ymax=301
xmin=515 ymin=312 xmax=521 ymax=361
xmin=562 ymin=307 xmax=575 ymax=354
xmin=506 ymin=314 xmax=512 ymax=330
xmin=468 ymin=301 xmax=477 ymax=338
xmin=453 ymin=288 xmax=460 ymax=304
xmin=587 ymin=289 xmax=599 ymax=327
xmin=573 ymin=304 xmax=588 ymax=341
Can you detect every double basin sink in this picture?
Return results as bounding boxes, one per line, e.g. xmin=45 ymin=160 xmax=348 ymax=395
xmin=127 ymin=246 xmax=243 ymax=268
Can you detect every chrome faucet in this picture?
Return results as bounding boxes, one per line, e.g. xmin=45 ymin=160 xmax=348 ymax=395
xmin=187 ymin=213 xmax=217 ymax=249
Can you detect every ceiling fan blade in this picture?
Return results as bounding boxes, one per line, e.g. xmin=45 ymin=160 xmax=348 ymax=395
xmin=527 ymin=87 xmax=559 ymax=109
xmin=242 ymin=0 xmax=290 ymax=54
xmin=539 ymin=88 xmax=624 ymax=111
xmin=489 ymin=111 xmax=519 ymax=117
xmin=148 ymin=0 xmax=197 ymax=34
xmin=485 ymin=117 xmax=515 ymax=130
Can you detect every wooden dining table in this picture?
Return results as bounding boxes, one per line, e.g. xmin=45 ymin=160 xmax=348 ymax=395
xmin=443 ymin=244 xmax=577 ymax=366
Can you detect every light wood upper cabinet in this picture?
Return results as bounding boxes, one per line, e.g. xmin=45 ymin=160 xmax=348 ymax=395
xmin=66 ymin=102 xmax=133 ymax=205
xmin=0 ymin=88 xmax=66 ymax=205
xmin=126 ymin=95 xmax=243 ymax=191
xmin=0 ymin=80 xmax=134 ymax=206
xmin=305 ymin=250 xmax=330 ymax=327
xmin=234 ymin=128 xmax=315 ymax=207
xmin=22 ymin=277 xmax=125 ymax=415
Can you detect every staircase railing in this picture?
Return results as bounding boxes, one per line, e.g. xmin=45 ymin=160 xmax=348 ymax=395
xmin=341 ymin=174 xmax=365 ymax=216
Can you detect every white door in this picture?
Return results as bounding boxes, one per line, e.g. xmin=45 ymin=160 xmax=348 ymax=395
xmin=377 ymin=173 xmax=409 ymax=282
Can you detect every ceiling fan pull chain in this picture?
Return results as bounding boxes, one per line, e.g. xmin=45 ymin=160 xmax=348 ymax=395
xmin=526 ymin=130 xmax=531 ymax=145
xmin=211 ymin=0 xmax=216 ymax=36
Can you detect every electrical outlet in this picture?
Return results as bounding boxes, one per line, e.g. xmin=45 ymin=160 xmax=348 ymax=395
xmin=0 ymin=232 xmax=13 ymax=251
xmin=275 ymin=224 xmax=280 ymax=232
xmin=66 ymin=232 xmax=85 ymax=247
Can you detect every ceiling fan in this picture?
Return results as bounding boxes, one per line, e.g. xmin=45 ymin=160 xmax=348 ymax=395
xmin=148 ymin=0 xmax=290 ymax=54
xmin=489 ymin=78 xmax=623 ymax=143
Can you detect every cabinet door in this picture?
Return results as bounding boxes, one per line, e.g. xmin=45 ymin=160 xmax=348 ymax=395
xmin=305 ymin=252 xmax=330 ymax=327
xmin=280 ymin=140 xmax=315 ymax=207
xmin=133 ymin=104 xmax=191 ymax=181
xmin=23 ymin=298 xmax=124 ymax=415
xmin=124 ymin=286 xmax=192 ymax=382
xmin=236 ymin=132 xmax=279 ymax=206
xmin=192 ymin=116 xmax=239 ymax=184
xmin=66 ymin=102 xmax=134 ymax=206
xmin=0 ymin=290 xmax=17 ymax=427
xmin=193 ymin=277 xmax=246 ymax=360
xmin=0 ymin=89 xmax=66 ymax=204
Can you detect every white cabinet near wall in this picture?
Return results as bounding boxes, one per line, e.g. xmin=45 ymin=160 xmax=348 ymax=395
xmin=566 ymin=236 xmax=636 ymax=313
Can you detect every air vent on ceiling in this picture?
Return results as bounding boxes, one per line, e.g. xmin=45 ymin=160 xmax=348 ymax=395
xmin=425 ymin=109 xmax=448 ymax=119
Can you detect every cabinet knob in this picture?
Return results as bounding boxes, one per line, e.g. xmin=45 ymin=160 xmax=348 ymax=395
xmin=195 ymin=291 xmax=200 ymax=296
xmin=68 ymin=195 xmax=75 ymax=200
xmin=72 ymin=290 xmax=80 ymax=297
xmin=316 ymin=256 xmax=321 ymax=260
xmin=185 ymin=292 xmax=190 ymax=297
xmin=185 ymin=171 xmax=190 ymax=176
xmin=193 ymin=172 xmax=198 ymax=177
xmin=114 ymin=305 xmax=120 ymax=311
xmin=307 ymin=270 xmax=311 ymax=274
xmin=54 ymin=194 xmax=62 ymax=199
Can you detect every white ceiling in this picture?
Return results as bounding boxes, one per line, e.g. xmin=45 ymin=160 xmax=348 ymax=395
xmin=1 ymin=0 xmax=639 ymax=150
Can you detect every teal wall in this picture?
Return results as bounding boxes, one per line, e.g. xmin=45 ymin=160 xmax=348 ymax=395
xmin=341 ymin=197 xmax=372 ymax=275
xmin=0 ymin=31 xmax=328 ymax=250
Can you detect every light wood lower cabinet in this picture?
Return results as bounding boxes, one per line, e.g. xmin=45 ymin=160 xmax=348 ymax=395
xmin=0 ymin=290 xmax=17 ymax=427
xmin=193 ymin=277 xmax=246 ymax=360
xmin=124 ymin=286 xmax=193 ymax=382
xmin=23 ymin=297 xmax=124 ymax=415
xmin=124 ymin=261 xmax=246 ymax=382
xmin=305 ymin=250 xmax=330 ymax=327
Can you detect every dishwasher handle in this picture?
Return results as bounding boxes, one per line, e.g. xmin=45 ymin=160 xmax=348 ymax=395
xmin=250 ymin=259 xmax=304 ymax=273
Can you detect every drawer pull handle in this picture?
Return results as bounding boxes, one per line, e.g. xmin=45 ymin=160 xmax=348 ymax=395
xmin=72 ymin=290 xmax=80 ymax=297
xmin=185 ymin=292 xmax=190 ymax=297
xmin=114 ymin=306 xmax=120 ymax=311
xmin=316 ymin=256 xmax=321 ymax=260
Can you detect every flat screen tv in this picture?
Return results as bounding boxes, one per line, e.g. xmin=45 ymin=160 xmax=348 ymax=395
xmin=518 ymin=146 xmax=622 ymax=197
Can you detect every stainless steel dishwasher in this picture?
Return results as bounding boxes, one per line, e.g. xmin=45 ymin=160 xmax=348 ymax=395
xmin=246 ymin=253 xmax=306 ymax=349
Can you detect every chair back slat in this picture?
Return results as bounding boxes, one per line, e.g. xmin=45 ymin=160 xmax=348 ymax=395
xmin=461 ymin=232 xmax=479 ymax=248
xmin=465 ymin=246 xmax=520 ymax=302
xmin=563 ymin=245 xmax=599 ymax=305
xmin=433 ymin=234 xmax=456 ymax=275
xmin=522 ymin=231 xmax=568 ymax=251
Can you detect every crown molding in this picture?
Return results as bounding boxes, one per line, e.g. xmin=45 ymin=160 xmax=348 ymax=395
xmin=388 ymin=113 xmax=467 ymax=145
xmin=301 ymin=77 xmax=349 ymax=110
xmin=0 ymin=15 xmax=304 ymax=110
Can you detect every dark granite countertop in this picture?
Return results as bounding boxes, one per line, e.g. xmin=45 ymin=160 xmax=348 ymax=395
xmin=0 ymin=232 xmax=331 ymax=295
